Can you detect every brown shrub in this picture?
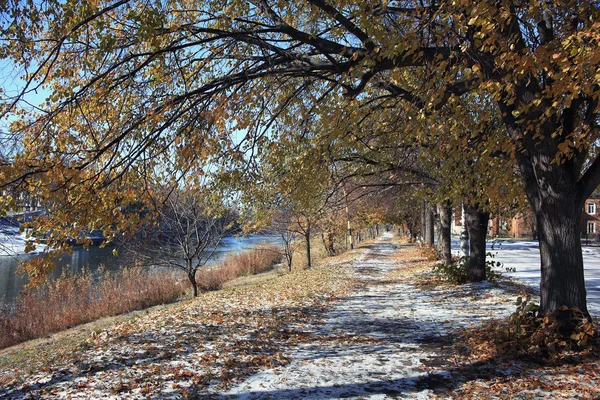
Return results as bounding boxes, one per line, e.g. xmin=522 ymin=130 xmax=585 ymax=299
xmin=195 ymin=245 xmax=282 ymax=292
xmin=0 ymin=267 xmax=185 ymax=349
xmin=0 ymin=245 xmax=282 ymax=349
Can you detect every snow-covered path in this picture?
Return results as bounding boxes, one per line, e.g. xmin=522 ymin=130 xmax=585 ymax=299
xmin=4 ymin=234 xmax=597 ymax=399
xmin=223 ymin=233 xmax=515 ymax=399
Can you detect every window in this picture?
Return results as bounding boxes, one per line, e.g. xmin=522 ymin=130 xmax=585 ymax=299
xmin=588 ymin=202 xmax=596 ymax=215
xmin=588 ymin=222 xmax=596 ymax=234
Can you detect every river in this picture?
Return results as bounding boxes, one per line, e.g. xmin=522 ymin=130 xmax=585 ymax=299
xmin=0 ymin=235 xmax=281 ymax=305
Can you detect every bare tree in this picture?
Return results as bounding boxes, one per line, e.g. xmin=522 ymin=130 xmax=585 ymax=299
xmin=268 ymin=208 xmax=300 ymax=272
xmin=126 ymin=190 xmax=234 ymax=297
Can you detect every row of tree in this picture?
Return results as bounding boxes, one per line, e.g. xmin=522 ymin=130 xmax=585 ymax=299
xmin=0 ymin=1 xmax=598 ymax=320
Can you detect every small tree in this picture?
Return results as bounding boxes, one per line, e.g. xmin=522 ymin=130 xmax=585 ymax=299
xmin=127 ymin=189 xmax=233 ymax=297
xmin=268 ymin=208 xmax=300 ymax=272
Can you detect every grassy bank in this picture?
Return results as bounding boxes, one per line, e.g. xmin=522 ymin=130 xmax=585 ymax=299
xmin=0 ymin=238 xmax=371 ymax=389
xmin=197 ymin=245 xmax=282 ymax=291
xmin=0 ymin=267 xmax=185 ymax=350
xmin=0 ymin=231 xmax=370 ymax=351
xmin=0 ymin=245 xmax=282 ymax=350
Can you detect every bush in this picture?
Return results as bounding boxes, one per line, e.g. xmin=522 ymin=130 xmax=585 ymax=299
xmin=433 ymin=261 xmax=468 ymax=283
xmin=433 ymin=252 xmax=505 ymax=284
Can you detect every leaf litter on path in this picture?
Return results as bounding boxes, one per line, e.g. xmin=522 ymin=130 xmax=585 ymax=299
xmin=2 ymin=232 xmax=599 ymax=399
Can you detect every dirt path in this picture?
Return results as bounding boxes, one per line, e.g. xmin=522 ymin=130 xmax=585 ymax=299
xmin=221 ymin=233 xmax=515 ymax=399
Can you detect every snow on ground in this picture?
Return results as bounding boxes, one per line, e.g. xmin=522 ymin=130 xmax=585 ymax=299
xmin=223 ymin=233 xmax=516 ymax=399
xmin=5 ymin=233 xmax=588 ymax=399
xmin=0 ymin=226 xmax=47 ymax=256
xmin=451 ymin=237 xmax=600 ymax=315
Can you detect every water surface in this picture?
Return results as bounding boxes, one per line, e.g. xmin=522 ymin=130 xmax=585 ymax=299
xmin=0 ymin=235 xmax=281 ymax=305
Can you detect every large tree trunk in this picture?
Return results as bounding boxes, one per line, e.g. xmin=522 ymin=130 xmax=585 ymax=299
xmin=508 ymin=121 xmax=589 ymax=317
xmin=425 ymin=203 xmax=434 ymax=246
xmin=438 ymin=203 xmax=452 ymax=265
xmin=516 ymin=159 xmax=589 ymax=316
xmin=464 ymin=204 xmax=490 ymax=282
xmin=534 ymin=203 xmax=587 ymax=315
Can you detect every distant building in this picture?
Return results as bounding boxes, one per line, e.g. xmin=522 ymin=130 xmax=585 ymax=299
xmin=503 ymin=212 xmax=535 ymax=238
xmin=582 ymin=191 xmax=600 ymax=240
xmin=451 ymin=208 xmax=462 ymax=236
xmin=451 ymin=206 xmax=535 ymax=239
xmin=452 ymin=191 xmax=600 ymax=241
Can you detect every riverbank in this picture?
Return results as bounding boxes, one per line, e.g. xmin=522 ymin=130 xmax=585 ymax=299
xmin=0 ymin=234 xmax=284 ymax=305
xmin=0 ymin=245 xmax=281 ymax=349
xmin=0 ymin=241 xmax=363 ymax=397
xmin=0 ymin=261 xmax=289 ymax=381
xmin=1 ymin=234 xmax=598 ymax=398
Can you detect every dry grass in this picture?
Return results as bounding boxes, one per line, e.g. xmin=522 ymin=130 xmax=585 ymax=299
xmin=0 ymin=246 xmax=283 ymax=350
xmin=196 ymin=245 xmax=282 ymax=292
xmin=0 ymin=232 xmax=385 ymax=353
xmin=0 ymin=267 xmax=185 ymax=350
xmin=0 ymin=232 xmax=383 ymax=377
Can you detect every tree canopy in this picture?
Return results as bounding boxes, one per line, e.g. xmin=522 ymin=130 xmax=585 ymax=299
xmin=0 ymin=0 xmax=599 ymax=315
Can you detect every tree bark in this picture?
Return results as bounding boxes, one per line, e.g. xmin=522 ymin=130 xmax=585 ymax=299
xmin=460 ymin=204 xmax=470 ymax=257
xmin=516 ymin=171 xmax=589 ymax=316
xmin=282 ymin=234 xmax=293 ymax=272
xmin=188 ymin=272 xmax=198 ymax=297
xmin=328 ymin=232 xmax=335 ymax=254
xmin=425 ymin=205 xmax=435 ymax=246
xmin=509 ymin=125 xmax=590 ymax=316
xmin=438 ymin=203 xmax=452 ymax=265
xmin=286 ymin=249 xmax=293 ymax=272
xmin=422 ymin=201 xmax=427 ymax=243
xmin=533 ymin=203 xmax=587 ymax=315
xmin=464 ymin=204 xmax=490 ymax=282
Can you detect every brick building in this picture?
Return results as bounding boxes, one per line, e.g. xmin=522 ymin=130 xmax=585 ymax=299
xmin=453 ymin=193 xmax=600 ymax=240
xmin=452 ymin=206 xmax=536 ymax=239
xmin=582 ymin=191 xmax=600 ymax=240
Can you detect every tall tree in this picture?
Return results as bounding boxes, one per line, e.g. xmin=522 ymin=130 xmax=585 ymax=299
xmin=437 ymin=202 xmax=453 ymax=266
xmin=1 ymin=0 xmax=598 ymax=315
